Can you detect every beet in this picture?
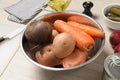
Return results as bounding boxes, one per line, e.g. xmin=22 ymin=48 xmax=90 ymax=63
xmin=109 ymin=30 xmax=120 ymax=48
xmin=114 ymin=43 xmax=120 ymax=53
xmin=25 ymin=20 xmax=53 ymax=45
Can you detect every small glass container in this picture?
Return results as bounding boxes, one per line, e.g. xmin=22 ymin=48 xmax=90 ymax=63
xmin=48 ymin=0 xmax=71 ymax=11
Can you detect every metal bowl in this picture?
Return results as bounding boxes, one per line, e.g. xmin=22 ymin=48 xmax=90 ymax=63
xmin=20 ymin=11 xmax=105 ymax=71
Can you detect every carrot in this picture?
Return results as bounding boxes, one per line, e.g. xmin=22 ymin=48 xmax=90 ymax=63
xmin=53 ymin=20 xmax=95 ymax=51
xmin=67 ymin=21 xmax=105 ymax=38
xmin=62 ymin=48 xmax=88 ymax=68
xmin=67 ymin=15 xmax=96 ymax=27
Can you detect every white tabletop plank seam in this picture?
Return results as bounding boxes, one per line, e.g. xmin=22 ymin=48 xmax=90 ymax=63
xmin=0 ymin=47 xmax=19 ymax=77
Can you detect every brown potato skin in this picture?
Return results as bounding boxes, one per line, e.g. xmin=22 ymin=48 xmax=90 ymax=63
xmin=52 ymin=32 xmax=75 ymax=58
xmin=52 ymin=29 xmax=59 ymax=38
xmin=51 ymin=29 xmax=59 ymax=42
xmin=35 ymin=44 xmax=61 ymax=67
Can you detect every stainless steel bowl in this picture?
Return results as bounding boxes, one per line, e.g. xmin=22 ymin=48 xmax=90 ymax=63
xmin=20 ymin=11 xmax=105 ymax=71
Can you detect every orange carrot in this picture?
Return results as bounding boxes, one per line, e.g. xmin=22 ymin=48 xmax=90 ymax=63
xmin=53 ymin=20 xmax=95 ymax=51
xmin=62 ymin=48 xmax=88 ymax=68
xmin=67 ymin=21 xmax=105 ymax=38
xmin=67 ymin=15 xmax=96 ymax=27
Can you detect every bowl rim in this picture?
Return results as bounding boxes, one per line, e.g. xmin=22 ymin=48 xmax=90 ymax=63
xmin=102 ymin=3 xmax=120 ymax=24
xmin=20 ymin=11 xmax=105 ymax=71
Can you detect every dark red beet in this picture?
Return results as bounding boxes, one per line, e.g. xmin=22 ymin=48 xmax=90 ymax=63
xmin=25 ymin=21 xmax=53 ymax=45
xmin=109 ymin=30 xmax=120 ymax=47
xmin=114 ymin=43 xmax=120 ymax=53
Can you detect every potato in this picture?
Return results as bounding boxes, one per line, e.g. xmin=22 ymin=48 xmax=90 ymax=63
xmin=52 ymin=29 xmax=59 ymax=38
xmin=35 ymin=44 xmax=61 ymax=67
xmin=52 ymin=32 xmax=75 ymax=58
xmin=51 ymin=29 xmax=59 ymax=42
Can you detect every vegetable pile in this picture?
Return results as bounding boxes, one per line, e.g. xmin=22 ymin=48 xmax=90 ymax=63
xmin=24 ymin=15 xmax=105 ymax=68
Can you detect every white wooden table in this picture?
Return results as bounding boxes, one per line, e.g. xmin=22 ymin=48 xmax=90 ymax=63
xmin=0 ymin=0 xmax=118 ymax=80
